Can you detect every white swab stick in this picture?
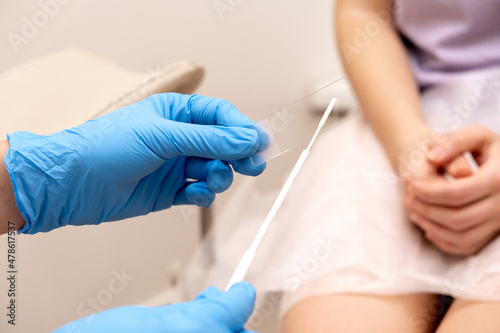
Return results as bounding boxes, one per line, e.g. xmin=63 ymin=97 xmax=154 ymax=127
xmin=225 ymin=98 xmax=338 ymax=291
xmin=463 ymin=151 xmax=479 ymax=173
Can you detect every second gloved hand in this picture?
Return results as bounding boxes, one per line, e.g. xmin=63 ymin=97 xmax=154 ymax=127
xmin=52 ymin=282 xmax=259 ymax=333
xmin=4 ymin=93 xmax=266 ymax=234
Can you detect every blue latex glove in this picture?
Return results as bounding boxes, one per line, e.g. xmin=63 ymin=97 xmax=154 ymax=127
xmin=52 ymin=282 xmax=259 ymax=333
xmin=4 ymin=93 xmax=266 ymax=234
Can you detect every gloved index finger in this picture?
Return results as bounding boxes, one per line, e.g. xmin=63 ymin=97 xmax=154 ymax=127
xmin=166 ymin=93 xmax=255 ymax=127
xmin=158 ymin=94 xmax=267 ymax=173
xmin=164 ymin=121 xmax=259 ymax=160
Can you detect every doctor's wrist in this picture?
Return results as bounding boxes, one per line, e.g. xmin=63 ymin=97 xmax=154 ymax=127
xmin=0 ymin=140 xmax=26 ymax=235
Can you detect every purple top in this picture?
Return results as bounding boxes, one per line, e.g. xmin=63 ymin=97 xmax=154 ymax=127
xmin=394 ymin=0 xmax=500 ymax=88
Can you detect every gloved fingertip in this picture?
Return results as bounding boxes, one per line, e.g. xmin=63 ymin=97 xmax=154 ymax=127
xmin=195 ymin=286 xmax=222 ymax=300
xmin=231 ymin=158 xmax=267 ymax=177
xmin=185 ymin=182 xmax=216 ymax=207
xmin=249 ymin=124 xmax=272 ymax=153
xmin=182 ymin=94 xmax=254 ymax=128
xmin=213 ymin=98 xmax=255 ymax=128
xmin=205 ymin=160 xmax=233 ymax=193
xmin=173 ymin=185 xmax=190 ymax=206
xmin=168 ymin=122 xmax=260 ymax=161
xmin=235 ymin=128 xmax=260 ymax=157
xmin=227 ymin=281 xmax=256 ymax=301
xmin=209 ymin=281 xmax=256 ymax=330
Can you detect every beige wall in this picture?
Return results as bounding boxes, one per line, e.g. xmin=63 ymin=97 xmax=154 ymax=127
xmin=0 ymin=0 xmax=341 ymax=332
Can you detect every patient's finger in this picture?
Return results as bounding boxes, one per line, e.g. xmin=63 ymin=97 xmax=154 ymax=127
xmin=445 ymin=155 xmax=473 ymax=178
xmin=427 ymin=125 xmax=493 ymax=165
xmin=411 ymin=168 xmax=492 ymax=207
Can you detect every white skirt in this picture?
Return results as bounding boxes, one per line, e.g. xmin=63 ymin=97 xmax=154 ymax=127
xmin=180 ymin=67 xmax=500 ymax=318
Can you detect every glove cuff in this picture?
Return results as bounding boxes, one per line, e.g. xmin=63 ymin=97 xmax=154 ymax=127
xmin=5 ymin=131 xmax=71 ymax=234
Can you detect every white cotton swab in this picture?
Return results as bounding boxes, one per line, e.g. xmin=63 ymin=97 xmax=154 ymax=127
xmin=225 ymin=98 xmax=338 ymax=291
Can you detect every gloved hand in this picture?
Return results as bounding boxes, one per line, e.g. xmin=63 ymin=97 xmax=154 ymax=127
xmin=52 ymin=282 xmax=259 ymax=333
xmin=4 ymin=93 xmax=266 ymax=234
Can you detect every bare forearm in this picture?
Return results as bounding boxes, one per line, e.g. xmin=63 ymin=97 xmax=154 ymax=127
xmin=0 ymin=140 xmax=25 ymax=235
xmin=336 ymin=0 xmax=429 ymax=168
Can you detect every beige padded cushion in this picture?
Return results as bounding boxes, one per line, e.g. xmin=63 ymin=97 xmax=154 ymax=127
xmin=0 ymin=48 xmax=204 ymax=137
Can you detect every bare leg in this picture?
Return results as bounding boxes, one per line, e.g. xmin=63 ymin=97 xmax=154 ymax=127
xmin=282 ymin=293 xmax=439 ymax=333
xmin=436 ymin=299 xmax=500 ymax=333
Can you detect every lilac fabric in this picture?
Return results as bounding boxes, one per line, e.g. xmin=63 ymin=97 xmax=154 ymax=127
xmin=394 ymin=0 xmax=500 ymax=88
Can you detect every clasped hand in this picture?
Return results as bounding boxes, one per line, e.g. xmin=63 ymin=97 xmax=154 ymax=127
xmin=403 ymin=125 xmax=500 ymax=256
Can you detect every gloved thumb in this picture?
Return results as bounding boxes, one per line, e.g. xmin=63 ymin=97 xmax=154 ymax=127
xmin=150 ymin=119 xmax=260 ymax=160
xmin=204 ymin=282 xmax=256 ymax=331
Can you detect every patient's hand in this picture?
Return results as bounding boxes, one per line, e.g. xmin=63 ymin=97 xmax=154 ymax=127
xmin=403 ymin=125 xmax=500 ymax=256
